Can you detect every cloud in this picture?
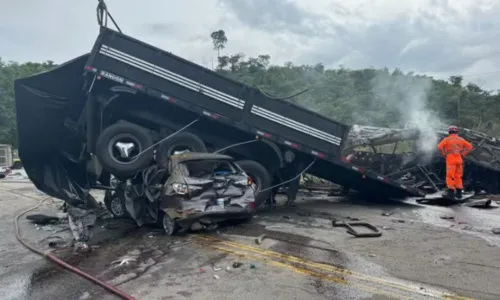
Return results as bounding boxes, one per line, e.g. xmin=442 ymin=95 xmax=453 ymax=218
xmin=1 ymin=0 xmax=500 ymax=90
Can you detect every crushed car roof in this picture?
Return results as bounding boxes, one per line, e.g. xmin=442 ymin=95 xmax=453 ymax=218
xmin=170 ymin=152 xmax=234 ymax=163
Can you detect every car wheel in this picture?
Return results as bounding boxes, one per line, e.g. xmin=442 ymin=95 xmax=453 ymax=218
xmin=156 ymin=132 xmax=207 ymax=168
xmin=104 ymin=191 xmax=129 ymax=218
xmin=161 ymin=212 xmax=179 ymax=236
xmin=96 ymin=123 xmax=154 ymax=178
xmin=235 ymin=160 xmax=272 ymax=208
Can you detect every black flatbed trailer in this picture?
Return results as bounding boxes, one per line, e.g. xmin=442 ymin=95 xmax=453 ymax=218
xmin=80 ymin=27 xmax=423 ymax=199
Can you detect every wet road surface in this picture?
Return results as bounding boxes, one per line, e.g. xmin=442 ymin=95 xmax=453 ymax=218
xmin=1 ymin=181 xmax=500 ymax=299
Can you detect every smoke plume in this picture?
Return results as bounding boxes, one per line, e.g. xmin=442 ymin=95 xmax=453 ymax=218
xmin=370 ymin=72 xmax=445 ymax=161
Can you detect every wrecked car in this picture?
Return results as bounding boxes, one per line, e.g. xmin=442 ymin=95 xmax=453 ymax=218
xmin=104 ymin=152 xmax=257 ymax=235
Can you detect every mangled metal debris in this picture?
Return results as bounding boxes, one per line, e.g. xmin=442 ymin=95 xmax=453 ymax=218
xmin=344 ymin=124 xmax=500 ymax=197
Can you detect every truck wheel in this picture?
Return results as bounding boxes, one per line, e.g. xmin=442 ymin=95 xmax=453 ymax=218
xmin=156 ymin=132 xmax=207 ymax=168
xmin=236 ymin=160 xmax=272 ymax=208
xmin=96 ymin=123 xmax=154 ymax=178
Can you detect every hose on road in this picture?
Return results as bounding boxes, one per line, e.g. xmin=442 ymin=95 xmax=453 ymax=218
xmin=12 ymin=192 xmax=136 ymax=300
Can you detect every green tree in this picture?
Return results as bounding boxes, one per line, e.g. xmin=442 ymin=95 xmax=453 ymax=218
xmin=0 ymin=58 xmax=55 ymax=147
xmin=210 ymin=30 xmax=228 ymax=58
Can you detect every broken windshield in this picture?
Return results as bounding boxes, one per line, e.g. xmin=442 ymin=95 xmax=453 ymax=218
xmin=179 ymin=160 xmax=241 ymax=178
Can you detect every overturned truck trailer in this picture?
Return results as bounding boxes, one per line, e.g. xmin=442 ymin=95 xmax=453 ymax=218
xmin=343 ymin=125 xmax=500 ymax=194
xmin=14 ymin=20 xmax=426 ymax=223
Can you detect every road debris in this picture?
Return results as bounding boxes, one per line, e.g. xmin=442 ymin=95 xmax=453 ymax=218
xmin=250 ymin=264 xmax=256 ymax=269
xmin=440 ymin=214 xmax=455 ymax=220
xmin=111 ymin=257 xmax=137 ymax=266
xmin=213 ymin=266 xmax=222 ymax=271
xmin=391 ymin=219 xmax=406 ymax=223
xmin=232 ymin=262 xmax=242 ymax=268
xmin=492 ymin=228 xmax=500 ymax=235
xmin=297 ymin=211 xmax=311 ymax=217
xmin=382 ymin=212 xmax=394 ymax=216
xmin=265 ymin=225 xmax=283 ymax=230
xmin=213 ymin=274 xmax=220 ymax=280
xmin=462 ymin=198 xmax=497 ymax=208
xmin=332 ymin=220 xmax=382 ymax=238
xmin=26 ymin=214 xmax=61 ymax=225
xmin=255 ymin=234 xmax=267 ymax=245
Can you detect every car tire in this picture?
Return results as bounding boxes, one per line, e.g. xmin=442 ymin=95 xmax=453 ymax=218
xmin=235 ymin=160 xmax=272 ymax=208
xmin=160 ymin=211 xmax=179 ymax=236
xmin=103 ymin=190 xmax=129 ymax=218
xmin=156 ymin=132 xmax=207 ymax=168
xmin=96 ymin=123 xmax=154 ymax=178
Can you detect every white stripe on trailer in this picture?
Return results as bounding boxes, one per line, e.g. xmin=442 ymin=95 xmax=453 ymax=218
xmin=250 ymin=105 xmax=342 ymax=146
xmin=99 ymin=45 xmax=245 ymax=109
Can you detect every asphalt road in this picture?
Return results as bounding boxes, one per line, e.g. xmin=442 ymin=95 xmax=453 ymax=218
xmin=1 ymin=181 xmax=500 ymax=300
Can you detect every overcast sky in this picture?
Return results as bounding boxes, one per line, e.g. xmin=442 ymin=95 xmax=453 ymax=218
xmin=2 ymin=0 xmax=500 ymax=90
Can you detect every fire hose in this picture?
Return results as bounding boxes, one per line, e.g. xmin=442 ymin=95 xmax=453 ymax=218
xmin=12 ymin=192 xmax=136 ymax=300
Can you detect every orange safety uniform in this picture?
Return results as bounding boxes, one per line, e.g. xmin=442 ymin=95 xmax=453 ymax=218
xmin=437 ymin=134 xmax=473 ymax=190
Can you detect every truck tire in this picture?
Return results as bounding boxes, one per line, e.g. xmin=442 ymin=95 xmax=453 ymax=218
xmin=236 ymin=160 xmax=272 ymax=208
xmin=96 ymin=123 xmax=154 ymax=178
xmin=156 ymin=132 xmax=207 ymax=168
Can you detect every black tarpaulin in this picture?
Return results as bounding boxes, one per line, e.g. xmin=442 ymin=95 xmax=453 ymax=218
xmin=14 ymin=54 xmax=95 ymax=208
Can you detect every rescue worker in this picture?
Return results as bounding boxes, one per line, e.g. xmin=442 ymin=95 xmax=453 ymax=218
xmin=437 ymin=125 xmax=473 ymax=199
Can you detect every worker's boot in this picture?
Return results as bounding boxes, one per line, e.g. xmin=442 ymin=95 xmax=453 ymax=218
xmin=455 ymin=189 xmax=463 ymax=200
xmin=443 ymin=188 xmax=455 ymax=199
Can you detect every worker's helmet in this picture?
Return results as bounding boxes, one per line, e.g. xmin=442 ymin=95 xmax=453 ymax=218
xmin=448 ymin=125 xmax=458 ymax=134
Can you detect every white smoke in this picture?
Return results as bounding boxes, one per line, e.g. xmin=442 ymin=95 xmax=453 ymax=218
xmin=370 ymin=72 xmax=445 ymax=161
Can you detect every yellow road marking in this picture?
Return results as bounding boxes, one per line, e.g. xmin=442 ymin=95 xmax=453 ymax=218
xmin=194 ymin=235 xmax=474 ymax=300
xmin=195 ymin=237 xmax=411 ymax=300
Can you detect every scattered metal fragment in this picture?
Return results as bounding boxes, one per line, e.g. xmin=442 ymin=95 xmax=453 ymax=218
xmin=255 ymin=234 xmax=267 ymax=245
xmin=391 ymin=219 xmax=406 ymax=223
xmin=213 ymin=274 xmax=220 ymax=279
xmin=232 ymin=262 xmax=242 ymax=268
xmin=213 ymin=266 xmax=221 ymax=271
xmin=265 ymin=225 xmax=283 ymax=230
xmin=226 ymin=266 xmax=231 ymax=271
xmin=440 ymin=214 xmax=455 ymax=220
xmin=332 ymin=220 xmax=382 ymax=238
xmin=382 ymin=212 xmax=394 ymax=216
xmin=463 ymin=199 xmax=496 ymax=208
xmin=297 ymin=211 xmax=311 ymax=217
xmin=111 ymin=257 xmax=137 ymax=266
xmin=492 ymin=228 xmax=500 ymax=235
xmin=381 ymin=226 xmax=393 ymax=230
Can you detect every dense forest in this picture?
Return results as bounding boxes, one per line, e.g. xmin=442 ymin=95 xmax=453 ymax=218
xmin=1 ymin=29 xmax=499 ymax=148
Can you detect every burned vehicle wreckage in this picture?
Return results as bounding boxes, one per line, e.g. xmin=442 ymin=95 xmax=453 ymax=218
xmin=13 ymin=3 xmax=457 ymax=243
xmin=344 ymin=125 xmax=500 ymax=195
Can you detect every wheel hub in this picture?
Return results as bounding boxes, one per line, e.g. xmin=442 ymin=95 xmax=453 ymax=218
xmin=115 ymin=142 xmax=136 ymax=158
xmin=110 ymin=197 xmax=124 ymax=216
xmin=108 ymin=133 xmax=142 ymax=164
